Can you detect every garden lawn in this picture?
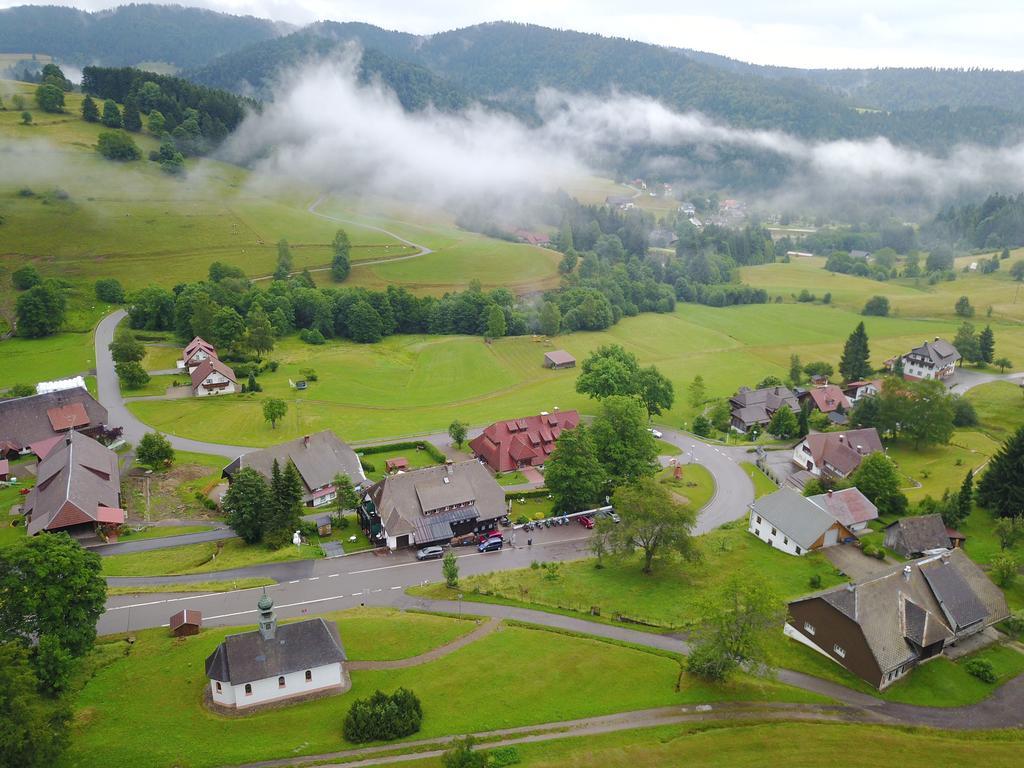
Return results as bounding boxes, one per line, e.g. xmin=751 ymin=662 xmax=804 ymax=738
xmin=141 ymin=344 xmax=183 ymax=371
xmin=966 ymin=380 xmax=1024 ymax=442
xmin=122 ymin=373 xmax=181 ymax=397
xmin=66 ymin=616 xmax=824 ymax=768
xmin=411 ymin=523 xmax=842 ymax=630
xmin=361 ymin=447 xmax=442 ymax=481
xmin=333 ymin=607 xmax=480 ymax=660
xmin=399 ymin=721 xmax=1024 ymax=768
xmin=100 ymin=537 xmax=322 ymax=577
xmin=508 ymin=495 xmax=556 ymax=520
xmin=658 ymin=463 xmax=715 ymax=511
xmin=495 ymin=470 xmax=530 ymax=486
xmin=652 ymin=438 xmax=681 ymax=455
xmin=0 ymin=332 xmax=96 ymax=390
xmin=960 ymin=505 xmax=1024 ymax=566
xmin=886 ymin=431 xmax=1001 ymax=502
xmin=740 ymin=462 xmax=777 ymax=498
xmin=770 ymin=635 xmax=1024 ymax=707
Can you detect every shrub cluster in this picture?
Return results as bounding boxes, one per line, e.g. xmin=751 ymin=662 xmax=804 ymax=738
xmin=343 ymin=688 xmax=422 ymax=743
xmin=964 ymin=658 xmax=997 ymax=684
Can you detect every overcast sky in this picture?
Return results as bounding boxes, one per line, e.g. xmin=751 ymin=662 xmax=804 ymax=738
xmin=4 ymin=1 xmax=1023 ymax=70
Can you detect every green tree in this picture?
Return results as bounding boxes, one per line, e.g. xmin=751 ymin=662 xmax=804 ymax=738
xmin=108 ymin=328 xmax=144 ymax=363
xmin=954 ymin=295 xmax=974 ymax=318
xmin=1011 ymin=260 xmax=1024 ymax=281
xmin=442 ymin=550 xmax=459 ymax=588
xmin=81 ymin=94 xmax=99 ymax=122
xmin=121 ymin=96 xmax=141 ymax=132
xmin=348 ymin=300 xmax=384 ymax=343
xmin=636 ymin=365 xmax=674 ymax=418
xmin=904 ymin=378 xmax=955 ymax=449
xmin=156 ymin=139 xmax=185 ymax=174
xmin=686 ymin=578 xmax=785 ymax=682
xmin=209 ymin=306 xmax=245 ymax=351
xmin=20 ymin=110 xmax=32 ymax=125
xmin=994 ymin=517 xmax=1024 ymax=551
xmin=94 ymin=277 xmax=125 ymax=303
xmin=590 ymin=396 xmax=658 ymax=487
xmin=34 ymin=83 xmax=64 ymax=112
xmin=114 ymin=360 xmax=149 ymax=389
xmin=838 ymin=322 xmax=871 ymax=382
xmin=245 ymin=305 xmax=275 ymax=359
xmin=244 ymin=371 xmax=260 ymax=393
xmin=0 ymin=533 xmax=106 ymax=662
xmin=788 ymin=354 xmax=802 ymax=385
xmin=850 ymin=452 xmax=907 ymax=516
xmin=545 ymin=426 xmax=606 ymax=514
xmin=11 ymin=265 xmax=42 ymax=290
xmin=953 ymin=469 xmax=973 ymax=529
xmin=333 ymin=473 xmax=361 ymax=511
xmin=96 ymin=130 xmax=140 ymax=161
xmin=331 ymin=229 xmax=351 ymax=281
xmin=15 ymin=281 xmax=66 ymax=337
xmin=558 ymin=250 xmax=578 ymax=275
xmin=539 ymin=300 xmax=561 ymax=336
xmin=100 ymin=99 xmax=121 ymax=128
xmin=128 ymin=285 xmax=175 ymax=330
xmin=692 ymin=414 xmax=712 ymax=436
xmin=137 ymin=81 xmax=162 ymax=112
xmin=978 ymin=325 xmax=995 ymax=365
xmin=262 ymin=398 xmax=287 ymax=429
xmin=977 ymin=427 xmax=1024 ymax=518
xmin=266 ymin=460 xmax=304 ymax=544
xmin=447 ymin=419 xmax=468 ymax=448
xmin=688 ymin=374 xmax=706 ymax=408
xmin=991 ymin=554 xmax=1018 ymax=588
xmin=575 ymin=344 xmax=640 ymax=400
xmin=803 ymin=361 xmax=834 ymax=379
xmin=6 ymin=383 xmax=36 ymax=398
xmin=709 ymin=399 xmax=732 ymax=432
xmin=136 ymin=432 xmax=174 ymax=468
xmin=993 ymin=357 xmax=1013 ymax=372
xmin=767 ymin=405 xmax=798 ymax=438
xmin=34 ymin=633 xmax=74 ymax=696
xmin=273 ymin=238 xmax=293 ymax=280
xmin=0 ymin=643 xmax=71 ymax=767
xmin=609 ymin=476 xmax=699 ymax=574
xmin=953 ymin=322 xmax=982 ymax=365
xmin=485 ymin=304 xmax=506 ymax=339
xmin=862 ymin=295 xmax=890 ymax=316
xmin=147 ymin=109 xmax=165 ymax=135
xmin=442 ymin=736 xmax=486 ymax=768
xmin=222 ymin=467 xmax=271 ymax=544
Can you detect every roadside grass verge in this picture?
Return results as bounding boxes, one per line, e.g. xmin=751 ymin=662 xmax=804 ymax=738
xmin=100 ymin=537 xmax=322 ymax=577
xmin=657 ymin=462 xmax=715 ymax=511
xmin=106 ymin=578 xmax=275 ymax=596
xmin=115 ymin=524 xmax=216 ymax=542
xmin=740 ymin=461 xmax=777 ymax=498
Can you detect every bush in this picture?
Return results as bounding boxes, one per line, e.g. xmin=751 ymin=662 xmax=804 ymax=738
xmin=267 ymin=360 xmax=280 ymax=372
xmin=964 ymin=658 xmax=997 ymax=684
xmin=299 ymin=328 xmax=325 ymax=345
xmin=94 ymin=277 xmax=126 ymax=303
xmin=952 ymin=397 xmax=978 ymax=427
xmin=1004 ymin=610 xmax=1024 ymax=638
xmin=808 ymin=574 xmax=823 ymax=589
xmin=359 ymin=458 xmax=377 ymax=474
xmin=11 ymin=265 xmax=42 ymax=290
xmin=862 ymin=295 xmax=890 ymax=316
xmin=691 ymin=414 xmax=711 ymax=437
xmin=300 ymin=367 xmax=318 ymax=382
xmin=96 ymin=130 xmax=141 ymax=161
xmin=487 ymin=746 xmax=521 ymax=767
xmin=343 ymin=688 xmax=422 ymax=743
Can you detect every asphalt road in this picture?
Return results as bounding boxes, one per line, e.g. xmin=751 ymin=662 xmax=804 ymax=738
xmin=93 ymin=310 xmax=253 ymax=459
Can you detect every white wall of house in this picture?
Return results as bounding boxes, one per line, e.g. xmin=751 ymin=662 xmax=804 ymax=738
xmin=748 ymin=509 xmax=806 ymax=556
xmin=195 ymin=373 xmax=237 ymax=397
xmin=210 ymin=662 xmax=343 ymax=709
xmin=791 ymin=441 xmax=819 ymax=475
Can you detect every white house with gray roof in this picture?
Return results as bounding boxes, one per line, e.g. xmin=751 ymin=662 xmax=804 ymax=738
xmin=222 ymin=430 xmax=364 ymax=508
xmin=205 ymin=593 xmax=348 ymax=710
xmin=748 ymin=488 xmax=855 ymax=556
xmin=889 ymin=337 xmax=961 ymax=381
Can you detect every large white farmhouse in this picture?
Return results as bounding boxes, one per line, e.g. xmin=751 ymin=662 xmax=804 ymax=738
xmin=205 ymin=593 xmax=348 ymax=710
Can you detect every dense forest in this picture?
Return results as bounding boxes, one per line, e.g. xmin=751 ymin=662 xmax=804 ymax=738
xmin=81 ymin=66 xmax=253 ymax=152
xmin=922 ymin=193 xmax=1024 ymax=251
xmin=0 ymin=4 xmax=284 ymax=70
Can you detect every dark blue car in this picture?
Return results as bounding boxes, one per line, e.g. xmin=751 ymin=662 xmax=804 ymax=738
xmin=478 ymin=538 xmax=503 ymax=552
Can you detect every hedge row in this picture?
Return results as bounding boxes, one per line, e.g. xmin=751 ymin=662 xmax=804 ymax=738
xmin=358 ymin=440 xmax=447 ymax=463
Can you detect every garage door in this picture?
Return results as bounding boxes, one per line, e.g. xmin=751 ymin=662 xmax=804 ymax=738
xmin=824 ymin=527 xmax=839 ymax=547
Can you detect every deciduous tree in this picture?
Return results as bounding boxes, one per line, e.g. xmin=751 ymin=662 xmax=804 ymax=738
xmin=636 ymin=365 xmax=674 ymax=418
xmin=688 ymin=374 xmax=706 ymax=408
xmin=108 ymin=328 xmax=144 ymax=363
xmin=545 ymin=426 xmax=606 ymax=514
xmin=262 ymin=398 xmax=287 ymax=429
xmin=539 ymin=300 xmax=561 ymax=336
xmin=100 ymin=98 xmax=121 ymax=128
xmin=0 ymin=643 xmax=71 ymax=767
xmin=590 ymin=396 xmax=658 ymax=487
xmin=34 ymin=83 xmax=64 ymax=112
xmin=767 ymin=405 xmax=799 ymax=438
xmin=15 ymin=281 xmax=66 ymax=337
xmin=850 ymin=452 xmax=907 ymax=516
xmin=136 ymin=432 xmax=174 ymax=468
xmin=114 ymin=360 xmax=149 ymax=389
xmin=245 ymin=305 xmax=275 ymax=359
xmin=443 ymin=550 xmax=459 ymax=588
xmin=485 ymin=304 xmax=506 ymax=339
xmin=448 ymin=419 xmax=468 ymax=448
xmin=222 ymin=468 xmax=271 ymax=544
xmin=331 ymin=229 xmax=351 ymax=281
xmin=575 ymin=344 xmax=640 ymax=400
xmin=609 ymin=476 xmax=698 ymax=574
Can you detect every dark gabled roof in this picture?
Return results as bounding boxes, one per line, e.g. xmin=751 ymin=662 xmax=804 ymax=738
xmin=730 ymin=386 xmax=799 ymax=426
xmin=0 ymin=389 xmax=107 ymax=451
xmin=905 ymin=338 xmax=961 ymax=367
xmin=170 ymin=609 xmax=202 ymax=629
xmin=205 ymin=618 xmax=346 ymax=685
xmin=750 ymin=488 xmax=838 ymax=550
xmin=885 ymin=514 xmax=951 ymax=555
xmin=801 ymin=428 xmax=882 ymax=477
xmin=920 ymin=557 xmax=989 ymax=631
xmin=544 ymin=350 xmax=576 ymax=365
xmin=226 ymin=430 xmax=364 ymax=495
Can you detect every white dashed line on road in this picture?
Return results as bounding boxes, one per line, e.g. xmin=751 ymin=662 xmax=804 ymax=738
xmin=328 ymin=573 xmax=339 ymax=578
xmin=390 ymin=586 xmax=402 ymax=590
xmin=308 ymin=577 xmax=319 ymax=581
xmin=288 ymin=580 xmax=299 ymax=584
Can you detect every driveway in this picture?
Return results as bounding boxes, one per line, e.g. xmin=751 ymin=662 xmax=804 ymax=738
xmin=947 ymin=366 xmax=1024 ymax=394
xmin=824 ymin=543 xmax=893 ymax=581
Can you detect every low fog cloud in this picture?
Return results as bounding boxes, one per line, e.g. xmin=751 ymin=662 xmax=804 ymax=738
xmin=224 ymin=48 xmax=1024 ymax=215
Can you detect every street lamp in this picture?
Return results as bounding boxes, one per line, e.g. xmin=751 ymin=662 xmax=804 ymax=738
xmin=457 ymin=594 xmax=463 ymax=616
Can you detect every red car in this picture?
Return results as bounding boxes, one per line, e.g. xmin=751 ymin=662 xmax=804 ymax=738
xmin=477 ymin=530 xmax=503 ymax=543
xmin=577 ymin=516 xmax=594 ymax=529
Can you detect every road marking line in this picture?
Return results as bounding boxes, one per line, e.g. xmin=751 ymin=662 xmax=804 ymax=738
xmin=328 ymin=573 xmax=339 ymax=578
xmin=106 ymin=583 xmax=268 ymax=610
xmin=390 ymin=586 xmax=402 ymax=590
xmin=289 ymin=580 xmax=300 ymax=584
xmin=308 ymin=577 xmax=320 ymax=581
xmin=351 ymin=593 xmax=362 ymax=597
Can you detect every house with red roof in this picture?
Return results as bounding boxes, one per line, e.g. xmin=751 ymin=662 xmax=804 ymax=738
xmin=182 ymin=336 xmax=218 ymax=372
xmin=791 ymin=428 xmax=883 ymax=481
xmin=191 ymin=358 xmax=238 ymax=397
xmin=0 ymin=389 xmax=108 ymax=458
xmin=470 ymin=410 xmax=580 ymax=473
xmin=800 ymin=384 xmax=851 ymax=415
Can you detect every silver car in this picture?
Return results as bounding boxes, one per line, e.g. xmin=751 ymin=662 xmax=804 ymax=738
xmin=416 ymin=545 xmax=445 ymax=561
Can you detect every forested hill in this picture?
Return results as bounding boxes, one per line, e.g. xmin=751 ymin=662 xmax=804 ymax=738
xmin=189 ymin=20 xmax=1024 ymax=151
xmin=188 ymin=22 xmax=475 ymax=112
xmin=0 ymin=4 xmax=286 ymax=70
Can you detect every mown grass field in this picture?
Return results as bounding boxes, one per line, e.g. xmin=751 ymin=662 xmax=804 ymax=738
xmin=740 ymin=462 xmax=778 ymax=498
xmin=99 ymin=536 xmax=323 ymax=576
xmin=401 ymin=721 xmax=1024 ymax=768
xmin=65 ymin=613 xmax=822 ymax=768
xmin=411 ymin=523 xmax=842 ymax=630
xmin=966 ymin=380 xmax=1024 ymax=442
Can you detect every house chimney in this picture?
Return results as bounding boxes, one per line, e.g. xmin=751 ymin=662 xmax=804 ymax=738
xmin=827 ymin=489 xmax=833 ymax=498
xmin=902 ymin=565 xmax=912 ymax=581
xmin=934 ymin=336 xmax=940 ymax=342
xmin=553 ymin=406 xmax=560 ymax=412
xmin=445 ymin=461 xmax=453 ymax=475
xmin=856 ymin=444 xmax=863 ymax=454
xmin=838 ymin=434 xmax=845 ymax=444
xmin=303 ymin=435 xmax=310 ymax=448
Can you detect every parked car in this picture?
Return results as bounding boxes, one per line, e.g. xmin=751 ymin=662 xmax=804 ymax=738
xmin=477 ymin=530 xmax=503 ymax=543
xmin=596 ymin=509 xmax=621 ymax=523
xmin=578 ymin=516 xmax=594 ymax=529
xmin=416 ymin=545 xmax=445 ymax=561
xmin=648 ymin=428 xmax=663 ymax=439
xmin=478 ymin=538 xmax=504 ymax=552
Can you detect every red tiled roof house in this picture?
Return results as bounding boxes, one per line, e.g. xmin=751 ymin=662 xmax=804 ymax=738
xmin=470 ymin=410 xmax=580 ymax=473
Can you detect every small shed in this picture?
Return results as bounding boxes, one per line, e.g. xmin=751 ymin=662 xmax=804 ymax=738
xmin=317 ymin=515 xmax=332 ymax=536
xmin=544 ymin=350 xmax=576 ymax=370
xmin=385 ymin=457 xmax=409 ymax=473
xmin=169 ymin=609 xmax=202 ymax=637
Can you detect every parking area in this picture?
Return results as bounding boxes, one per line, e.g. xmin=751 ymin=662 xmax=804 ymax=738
xmin=824 ymin=543 xmax=895 ymax=581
